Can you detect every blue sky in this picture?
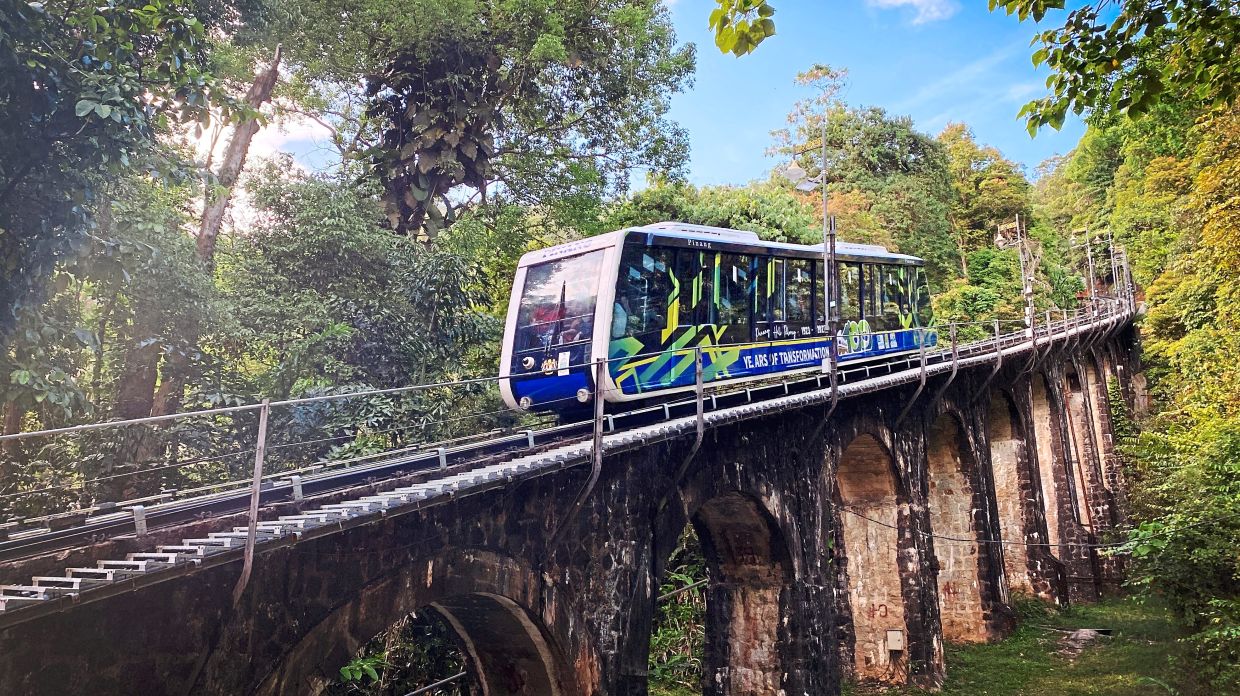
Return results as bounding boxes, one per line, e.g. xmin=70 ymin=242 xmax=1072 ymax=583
xmin=662 ymin=0 xmax=1085 ymax=186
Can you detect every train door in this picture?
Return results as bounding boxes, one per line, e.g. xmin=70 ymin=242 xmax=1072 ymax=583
xmin=785 ymin=258 xmax=815 ymax=338
xmin=837 ymin=262 xmax=864 ymax=356
xmin=814 ymin=260 xmax=828 ymax=335
xmin=610 ymin=244 xmax=675 ymax=395
xmin=715 ymin=252 xmax=753 ymax=346
xmin=754 ymin=256 xmax=777 ymax=343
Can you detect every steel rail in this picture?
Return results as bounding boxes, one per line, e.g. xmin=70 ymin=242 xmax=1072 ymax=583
xmin=0 ymin=305 xmax=1130 ymax=565
xmin=0 ymin=305 xmax=1132 ymax=627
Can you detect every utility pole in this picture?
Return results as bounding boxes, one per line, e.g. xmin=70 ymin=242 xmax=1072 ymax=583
xmin=997 ymin=215 xmax=1034 ymax=337
xmin=1084 ymin=230 xmax=1097 ymax=307
xmin=822 ymin=118 xmax=839 ymax=386
xmin=1072 ymin=228 xmax=1098 ymax=314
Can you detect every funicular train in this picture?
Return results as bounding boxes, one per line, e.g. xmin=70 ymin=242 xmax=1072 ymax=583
xmin=499 ymin=222 xmax=935 ymax=413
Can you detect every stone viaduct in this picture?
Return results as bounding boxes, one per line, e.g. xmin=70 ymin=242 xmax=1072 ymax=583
xmin=0 ymin=318 xmax=1139 ymax=695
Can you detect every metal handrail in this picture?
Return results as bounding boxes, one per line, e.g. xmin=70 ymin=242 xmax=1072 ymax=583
xmin=2 ymin=300 xmax=1131 ymax=526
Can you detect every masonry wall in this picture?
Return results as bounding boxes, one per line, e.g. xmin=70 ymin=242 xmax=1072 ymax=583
xmin=836 ymin=433 xmax=910 ymax=681
xmin=987 ymin=392 xmax=1033 ymax=595
xmin=926 ymin=414 xmax=988 ymax=643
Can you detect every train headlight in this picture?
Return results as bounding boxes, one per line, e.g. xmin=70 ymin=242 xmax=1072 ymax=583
xmin=518 ymin=396 xmax=533 ymax=410
xmin=521 ymin=356 xmax=535 ymax=370
xmin=576 ymin=388 xmax=591 ymax=403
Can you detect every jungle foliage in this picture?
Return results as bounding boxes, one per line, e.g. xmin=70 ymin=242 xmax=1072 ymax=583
xmin=5 ymin=0 xmax=1235 ymax=690
xmin=1033 ymin=95 xmax=1240 ymax=692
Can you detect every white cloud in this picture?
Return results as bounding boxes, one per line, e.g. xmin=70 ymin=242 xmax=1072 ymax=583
xmin=867 ymin=0 xmax=961 ymax=24
xmin=191 ymin=112 xmax=336 ymax=172
xmin=889 ymin=40 xmax=1025 ymax=113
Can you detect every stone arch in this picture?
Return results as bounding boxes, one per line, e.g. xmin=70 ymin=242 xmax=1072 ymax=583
xmin=1062 ymin=363 xmax=1099 ymax=533
xmin=1030 ymin=372 xmax=1066 ymax=558
xmin=255 ymin=550 xmax=580 ymax=696
xmin=925 ymin=412 xmax=988 ymax=643
xmin=987 ymin=390 xmax=1034 ymax=594
xmin=1090 ymin=349 xmax=1130 ymax=523
xmin=836 ymin=432 xmax=909 ymax=683
xmin=687 ymin=491 xmax=796 ymax=696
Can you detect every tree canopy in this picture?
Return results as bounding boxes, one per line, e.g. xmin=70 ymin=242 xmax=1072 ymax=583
xmin=991 ymin=0 xmax=1240 ymax=131
xmin=282 ymin=0 xmax=695 ymax=242
xmin=0 ymin=0 xmax=253 ymax=339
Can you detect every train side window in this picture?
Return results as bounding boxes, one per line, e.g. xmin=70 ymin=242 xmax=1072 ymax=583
xmin=754 ymin=257 xmax=772 ymax=323
xmin=717 ymin=253 xmax=751 ymax=329
xmin=915 ymin=267 xmax=933 ymax=327
xmin=770 ymin=258 xmax=788 ymax=322
xmin=614 ymin=245 xmax=673 ymax=339
xmin=786 ymin=259 xmax=813 ymax=323
xmin=698 ymin=252 xmax=716 ymax=325
xmin=861 ymin=264 xmax=879 ymax=328
xmin=839 ymin=263 xmax=862 ymax=322
xmin=882 ymin=265 xmax=906 ymax=321
xmin=673 ymin=250 xmax=712 ymax=326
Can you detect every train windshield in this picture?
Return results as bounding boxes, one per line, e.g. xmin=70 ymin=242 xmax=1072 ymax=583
xmin=514 ymin=250 xmax=605 ymax=353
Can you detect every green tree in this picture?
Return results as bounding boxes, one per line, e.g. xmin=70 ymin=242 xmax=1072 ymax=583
xmin=990 ymin=0 xmax=1240 ymax=132
xmin=937 ymin=123 xmax=1033 ymax=274
xmin=281 ymin=0 xmax=695 ymax=242
xmin=0 ymin=0 xmax=250 ymax=340
xmin=604 ymin=179 xmax=819 ymax=243
xmin=708 ymin=0 xmax=776 ymax=57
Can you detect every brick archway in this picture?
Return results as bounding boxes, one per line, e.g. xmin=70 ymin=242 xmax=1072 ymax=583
xmin=836 ymin=432 xmax=909 ymax=683
xmin=256 ymin=550 xmax=579 ymax=696
xmin=689 ymin=491 xmax=795 ymax=696
xmin=1030 ymin=372 xmax=1067 ymax=558
xmin=988 ymin=390 xmax=1035 ymax=594
xmin=926 ymin=412 xmax=988 ymax=643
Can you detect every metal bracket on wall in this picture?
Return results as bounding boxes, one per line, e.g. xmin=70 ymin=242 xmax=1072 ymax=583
xmin=928 ymin=323 xmax=959 ymax=410
xmin=894 ymin=327 xmax=929 ymax=427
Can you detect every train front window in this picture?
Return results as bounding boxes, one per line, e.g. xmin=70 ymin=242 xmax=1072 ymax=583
xmin=882 ymin=265 xmax=907 ymax=319
xmin=515 ymin=250 xmax=604 ymax=352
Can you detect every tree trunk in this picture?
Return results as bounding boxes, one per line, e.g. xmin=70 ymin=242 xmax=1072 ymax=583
xmin=1 ymin=402 xmax=23 ymax=456
xmin=196 ymin=45 xmax=283 ymax=267
xmin=152 ymin=47 xmax=283 ymax=418
xmin=115 ymin=341 xmax=160 ymax=421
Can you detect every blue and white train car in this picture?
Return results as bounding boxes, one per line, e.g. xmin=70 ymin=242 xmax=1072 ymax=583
xmin=499 ymin=222 xmax=935 ymax=412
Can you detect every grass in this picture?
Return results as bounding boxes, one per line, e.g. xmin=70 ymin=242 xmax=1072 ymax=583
xmin=845 ymin=595 xmax=1200 ymax=696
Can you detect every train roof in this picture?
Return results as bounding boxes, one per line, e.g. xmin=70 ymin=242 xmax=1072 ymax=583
xmin=638 ymin=222 xmax=925 ymax=264
xmin=515 ymin=221 xmax=925 ymax=267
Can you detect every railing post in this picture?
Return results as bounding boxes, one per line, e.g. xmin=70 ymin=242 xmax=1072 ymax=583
xmin=929 ymin=323 xmax=959 ymax=408
xmin=895 ymin=327 xmax=928 ymax=426
xmin=593 ymin=358 xmax=606 ymax=478
xmin=546 ymin=358 xmax=608 ymax=559
xmin=974 ymin=319 xmax=1005 ymax=404
xmin=131 ymin=505 xmax=147 ymax=537
xmin=657 ymin=348 xmax=709 ymax=518
xmin=694 ymin=346 xmax=704 ymax=445
xmin=232 ymin=398 xmax=270 ymax=606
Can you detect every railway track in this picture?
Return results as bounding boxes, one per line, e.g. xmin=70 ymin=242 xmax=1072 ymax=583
xmin=0 ymin=304 xmax=1133 ymax=625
